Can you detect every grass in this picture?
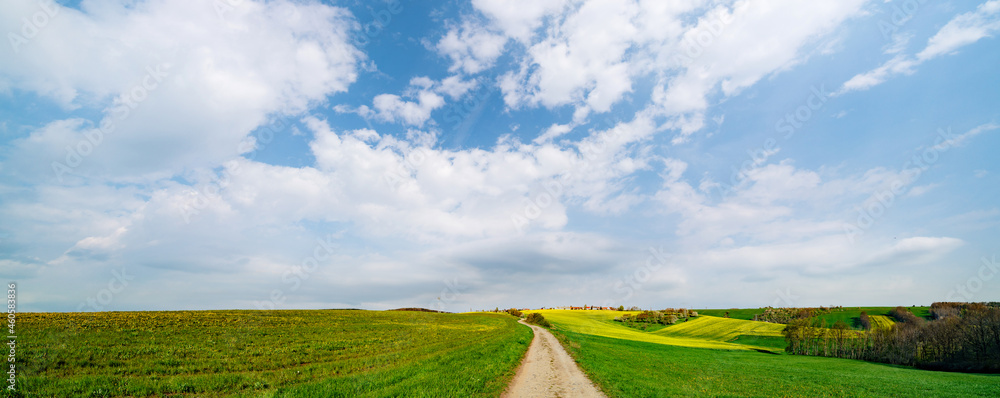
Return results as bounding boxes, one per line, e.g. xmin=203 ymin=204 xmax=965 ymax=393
xmin=542 ymin=310 xmax=999 ymax=397
xmin=555 ymin=330 xmax=1000 ymax=398
xmin=9 ymin=310 xmax=531 ymax=398
xmin=693 ymin=308 xmax=762 ymax=320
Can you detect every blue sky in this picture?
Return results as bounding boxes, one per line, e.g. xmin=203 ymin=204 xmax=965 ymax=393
xmin=1 ymin=0 xmax=999 ymax=312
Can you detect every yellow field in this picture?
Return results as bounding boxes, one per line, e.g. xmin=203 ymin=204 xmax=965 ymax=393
xmin=652 ymin=315 xmax=785 ymax=340
xmin=869 ymin=315 xmax=895 ymax=330
xmin=530 ymin=310 xmax=779 ymax=351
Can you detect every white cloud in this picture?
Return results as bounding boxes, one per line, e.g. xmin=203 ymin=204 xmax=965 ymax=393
xmin=461 ymin=0 xmax=868 ymax=142
xmin=471 ymin=0 xmax=570 ymax=43
xmin=0 ymin=0 xmax=362 ymax=180
xmin=836 ymin=55 xmax=918 ymax=94
xmin=436 ymin=20 xmax=508 ymax=74
xmin=498 ymin=0 xmax=640 ymax=113
xmin=370 ymin=91 xmax=445 ymax=126
xmin=838 ymin=1 xmax=1000 ymax=95
xmin=355 ymin=76 xmax=479 ymax=127
xmin=652 ymin=0 xmax=868 ymax=142
xmin=918 ymin=0 xmax=1000 ymax=60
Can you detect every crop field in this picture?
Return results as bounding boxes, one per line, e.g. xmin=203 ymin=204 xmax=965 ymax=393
xmin=651 ymin=315 xmax=785 ymax=341
xmin=544 ymin=310 xmax=1000 ymax=397
xmin=868 ymin=315 xmax=895 ymax=330
xmin=10 ymin=310 xmax=531 ymax=398
xmin=531 ymin=310 xmax=768 ymax=351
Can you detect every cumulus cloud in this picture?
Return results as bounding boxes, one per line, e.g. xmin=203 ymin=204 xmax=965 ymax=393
xmin=436 ymin=20 xmax=508 ymax=74
xmin=0 ymin=0 xmax=992 ymax=312
xmin=455 ymin=0 xmax=869 ymax=143
xmin=0 ymin=0 xmax=362 ymax=180
xmin=348 ymin=76 xmax=478 ymax=127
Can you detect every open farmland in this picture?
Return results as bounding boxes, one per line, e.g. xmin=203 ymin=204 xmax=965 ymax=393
xmin=10 ymin=310 xmax=531 ymax=397
xmin=812 ymin=307 xmax=928 ymax=329
xmin=651 ymin=315 xmax=785 ymax=341
xmin=531 ymin=310 xmax=773 ymax=351
xmin=541 ymin=310 xmax=1000 ymax=398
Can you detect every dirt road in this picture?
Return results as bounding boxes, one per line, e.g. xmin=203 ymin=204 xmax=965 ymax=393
xmin=503 ymin=321 xmax=606 ymax=398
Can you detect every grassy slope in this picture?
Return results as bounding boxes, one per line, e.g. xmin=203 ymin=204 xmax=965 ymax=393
xmin=532 ymin=310 xmax=758 ymax=351
xmin=12 ymin=310 xmax=531 ymax=398
xmin=558 ymin=331 xmax=1000 ymax=398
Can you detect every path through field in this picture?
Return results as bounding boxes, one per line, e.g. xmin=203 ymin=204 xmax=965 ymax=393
xmin=503 ymin=321 xmax=606 ymax=398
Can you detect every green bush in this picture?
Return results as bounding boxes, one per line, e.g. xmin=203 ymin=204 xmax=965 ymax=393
xmin=505 ymin=308 xmax=523 ymax=317
xmin=525 ymin=313 xmax=551 ymax=328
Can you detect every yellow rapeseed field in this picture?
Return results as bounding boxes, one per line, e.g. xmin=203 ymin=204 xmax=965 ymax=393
xmin=530 ymin=310 xmax=778 ymax=351
xmin=869 ymin=315 xmax=895 ymax=330
xmin=651 ymin=314 xmax=785 ymax=340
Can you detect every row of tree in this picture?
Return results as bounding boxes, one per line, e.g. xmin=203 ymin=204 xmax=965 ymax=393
xmin=614 ymin=309 xmax=699 ymax=326
xmin=754 ymin=306 xmax=839 ymax=323
xmin=783 ymin=303 xmax=1000 ymax=373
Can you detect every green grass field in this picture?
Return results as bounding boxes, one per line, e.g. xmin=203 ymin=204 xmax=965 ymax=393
xmin=542 ymin=310 xmax=1000 ymax=397
xmin=693 ymin=308 xmax=762 ymax=320
xmin=557 ymin=330 xmax=1000 ymax=398
xmin=9 ymin=310 xmax=531 ymax=398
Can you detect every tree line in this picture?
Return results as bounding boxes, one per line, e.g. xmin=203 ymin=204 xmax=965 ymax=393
xmin=783 ymin=303 xmax=1000 ymax=373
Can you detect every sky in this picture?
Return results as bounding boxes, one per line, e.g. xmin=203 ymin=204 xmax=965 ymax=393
xmin=1 ymin=0 xmax=999 ymax=312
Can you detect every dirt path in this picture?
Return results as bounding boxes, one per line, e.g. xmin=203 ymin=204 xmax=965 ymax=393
xmin=503 ymin=321 xmax=606 ymax=398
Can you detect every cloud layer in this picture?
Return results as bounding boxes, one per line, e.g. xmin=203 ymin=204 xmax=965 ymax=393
xmin=1 ymin=0 xmax=997 ymax=312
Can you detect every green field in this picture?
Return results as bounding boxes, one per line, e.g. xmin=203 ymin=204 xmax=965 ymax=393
xmin=696 ymin=306 xmax=929 ymax=330
xmin=542 ymin=310 xmax=1000 ymax=397
xmin=693 ymin=308 xmax=762 ymax=320
xmin=10 ymin=310 xmax=531 ymax=398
